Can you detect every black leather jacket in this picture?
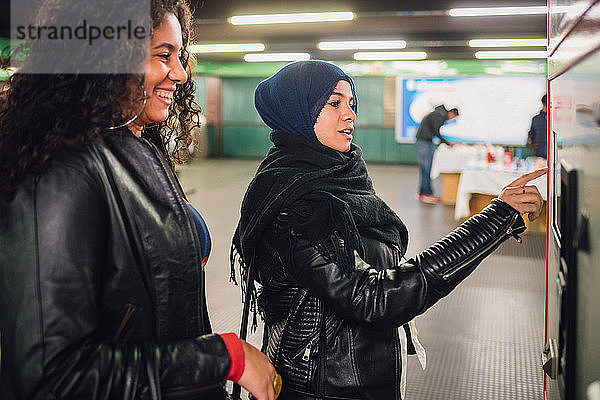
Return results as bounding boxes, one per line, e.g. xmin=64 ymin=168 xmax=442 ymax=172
xmin=256 ymin=198 xmax=525 ymax=400
xmin=0 ymin=129 xmax=230 ymax=399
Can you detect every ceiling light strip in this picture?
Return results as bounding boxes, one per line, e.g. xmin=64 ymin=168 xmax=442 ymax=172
xmin=318 ymin=40 xmax=406 ymax=50
xmin=469 ymin=38 xmax=547 ymax=47
xmin=354 ymin=51 xmax=427 ymax=61
xmin=230 ymin=12 xmax=354 ymax=25
xmin=189 ymin=43 xmax=265 ymax=53
xmin=244 ymin=53 xmax=311 ymax=62
xmin=449 ymin=6 xmax=547 ymax=17
xmin=474 ymin=51 xmax=547 ymax=59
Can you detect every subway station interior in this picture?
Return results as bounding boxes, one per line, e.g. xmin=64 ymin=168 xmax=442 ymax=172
xmin=1 ymin=1 xmax=599 ymax=399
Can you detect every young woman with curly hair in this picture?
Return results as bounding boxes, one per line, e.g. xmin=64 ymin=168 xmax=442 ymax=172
xmin=0 ymin=1 xmax=277 ymax=399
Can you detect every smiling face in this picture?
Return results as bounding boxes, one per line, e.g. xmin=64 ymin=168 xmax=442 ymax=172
xmin=134 ymin=13 xmax=187 ymax=129
xmin=313 ymin=80 xmax=356 ymax=152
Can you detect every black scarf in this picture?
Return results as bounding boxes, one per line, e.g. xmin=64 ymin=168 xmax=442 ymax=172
xmin=231 ymin=130 xmax=408 ymax=281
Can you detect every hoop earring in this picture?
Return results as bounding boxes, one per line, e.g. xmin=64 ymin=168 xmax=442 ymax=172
xmin=108 ymin=90 xmax=148 ymax=130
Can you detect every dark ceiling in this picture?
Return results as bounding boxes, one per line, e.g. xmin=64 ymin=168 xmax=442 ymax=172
xmin=1 ymin=0 xmax=547 ymax=61
xmin=189 ymin=0 xmax=547 ymax=61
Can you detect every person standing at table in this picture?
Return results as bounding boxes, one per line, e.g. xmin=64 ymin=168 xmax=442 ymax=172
xmin=527 ymin=94 xmax=547 ymax=159
xmin=415 ymin=105 xmax=458 ymax=203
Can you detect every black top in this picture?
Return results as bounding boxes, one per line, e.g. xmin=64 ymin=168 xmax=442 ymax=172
xmin=528 ymin=110 xmax=547 ymax=158
xmin=415 ymin=105 xmax=450 ymax=145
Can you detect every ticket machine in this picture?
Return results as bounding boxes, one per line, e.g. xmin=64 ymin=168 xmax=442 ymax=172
xmin=544 ymin=1 xmax=600 ymax=399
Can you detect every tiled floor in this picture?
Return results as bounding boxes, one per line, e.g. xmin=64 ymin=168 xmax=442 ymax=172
xmin=179 ymin=158 xmax=545 ymax=400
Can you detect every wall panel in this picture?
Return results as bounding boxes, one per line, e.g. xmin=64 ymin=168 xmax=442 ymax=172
xmin=222 ymin=125 xmax=272 ymax=158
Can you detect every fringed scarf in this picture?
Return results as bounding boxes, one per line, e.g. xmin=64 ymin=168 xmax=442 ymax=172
xmin=230 ymin=131 xmax=409 ymax=326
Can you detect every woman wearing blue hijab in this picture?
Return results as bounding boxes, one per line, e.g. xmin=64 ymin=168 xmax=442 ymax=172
xmin=232 ymin=61 xmax=545 ymax=399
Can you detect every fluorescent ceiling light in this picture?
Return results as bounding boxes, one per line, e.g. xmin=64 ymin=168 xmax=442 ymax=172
xmin=318 ymin=40 xmax=406 ymax=50
xmin=244 ymin=53 xmax=311 ymax=62
xmin=469 ymin=38 xmax=547 ymax=47
xmin=475 ymin=51 xmax=547 ymax=59
xmin=189 ymin=43 xmax=265 ymax=53
xmin=449 ymin=6 xmax=547 ymax=17
xmin=354 ymin=51 xmax=427 ymax=60
xmin=230 ymin=12 xmax=354 ymax=25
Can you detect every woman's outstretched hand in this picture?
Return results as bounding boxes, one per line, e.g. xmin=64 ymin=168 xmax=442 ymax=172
xmin=237 ymin=340 xmax=279 ymax=400
xmin=498 ymin=167 xmax=547 ymax=221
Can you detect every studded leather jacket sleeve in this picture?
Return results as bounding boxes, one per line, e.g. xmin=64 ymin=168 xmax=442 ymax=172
xmin=275 ymin=198 xmax=525 ymax=328
xmin=414 ymin=198 xmax=526 ymax=306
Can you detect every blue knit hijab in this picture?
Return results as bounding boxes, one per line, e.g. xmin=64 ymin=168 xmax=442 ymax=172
xmin=254 ymin=60 xmax=358 ymax=142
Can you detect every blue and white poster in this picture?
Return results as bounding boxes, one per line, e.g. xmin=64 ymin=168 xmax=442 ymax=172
xmin=395 ymin=76 xmax=546 ymax=144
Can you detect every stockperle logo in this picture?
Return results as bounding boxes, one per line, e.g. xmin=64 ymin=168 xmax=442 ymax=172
xmin=16 ymin=20 xmax=148 ymax=46
xmin=10 ymin=0 xmax=151 ymax=74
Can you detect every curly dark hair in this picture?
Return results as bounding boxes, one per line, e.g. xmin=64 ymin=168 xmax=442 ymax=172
xmin=0 ymin=0 xmax=200 ymax=205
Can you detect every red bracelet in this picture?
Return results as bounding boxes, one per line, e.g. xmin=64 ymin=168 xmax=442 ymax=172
xmin=220 ymin=333 xmax=245 ymax=382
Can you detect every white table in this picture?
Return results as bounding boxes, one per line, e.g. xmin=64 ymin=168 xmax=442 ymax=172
xmin=431 ymin=144 xmax=509 ymax=205
xmin=454 ymin=168 xmax=548 ymax=220
xmin=431 ymin=144 xmax=494 ymax=179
